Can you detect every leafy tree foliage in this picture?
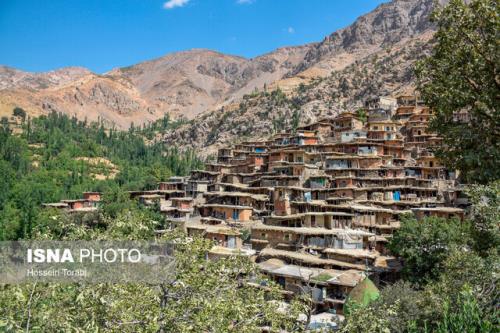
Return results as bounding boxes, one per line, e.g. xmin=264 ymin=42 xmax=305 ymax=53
xmin=0 ymin=111 xmax=203 ymax=240
xmin=356 ymin=108 xmax=367 ymax=123
xmin=388 ymin=215 xmax=471 ymax=282
xmin=341 ymin=253 xmax=499 ymax=333
xmin=0 ymin=200 xmax=306 ymax=332
xmin=415 ymin=0 xmax=500 ymax=184
xmin=12 ymin=107 xmax=26 ymax=121
xmin=465 ymin=180 xmax=500 ymax=255
xmin=431 ymin=287 xmax=498 ymax=333
xmin=433 ymin=249 xmax=499 ymax=312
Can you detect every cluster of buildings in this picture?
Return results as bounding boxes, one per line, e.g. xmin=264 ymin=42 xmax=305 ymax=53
xmin=43 ymin=95 xmax=467 ymax=324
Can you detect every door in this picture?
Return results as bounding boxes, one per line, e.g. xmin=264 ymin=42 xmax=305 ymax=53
xmin=227 ymin=236 xmax=236 ymax=249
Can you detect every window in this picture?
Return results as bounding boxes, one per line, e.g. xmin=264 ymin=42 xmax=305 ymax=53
xmin=311 ymin=215 xmax=316 ymax=227
xmin=261 ymin=233 xmax=267 ymax=239
xmin=284 ymin=234 xmax=290 ymax=241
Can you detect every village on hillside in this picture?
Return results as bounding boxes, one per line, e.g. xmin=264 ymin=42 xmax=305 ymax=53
xmin=42 ymin=94 xmax=468 ymax=327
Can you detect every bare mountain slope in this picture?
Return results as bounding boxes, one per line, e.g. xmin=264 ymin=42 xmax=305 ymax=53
xmin=105 ymin=47 xmax=312 ymax=118
xmin=0 ymin=66 xmax=92 ymax=90
xmin=161 ymin=0 xmax=443 ymax=154
xmin=163 ymin=31 xmax=434 ymax=156
xmin=290 ymin=0 xmax=442 ymax=78
xmin=0 ymin=47 xmax=311 ymax=128
xmin=0 ymin=0 xmax=440 ymax=131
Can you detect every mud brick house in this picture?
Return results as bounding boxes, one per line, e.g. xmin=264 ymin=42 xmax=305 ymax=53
xmin=257 ymin=259 xmax=365 ymax=314
xmin=42 ymin=190 xmax=101 ymax=213
xmin=331 ymin=112 xmax=364 ymax=140
xmin=46 ymin=94 xmax=467 ymax=319
xmin=411 ymin=207 xmax=465 ymax=221
xmin=82 ymin=191 xmax=101 ymax=202
xmin=198 ymin=203 xmax=254 ymax=222
xmin=158 ymin=176 xmax=186 ymax=191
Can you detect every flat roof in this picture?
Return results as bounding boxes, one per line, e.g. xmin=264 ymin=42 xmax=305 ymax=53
xmin=259 ymin=248 xmax=366 ymax=270
xmin=199 ymin=203 xmax=254 ymax=210
xmin=412 ymin=207 xmax=464 ymax=213
xmin=204 ymin=191 xmax=268 ymax=201
xmin=252 ymin=224 xmax=372 ymax=237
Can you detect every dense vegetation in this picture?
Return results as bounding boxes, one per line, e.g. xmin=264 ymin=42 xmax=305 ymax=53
xmin=0 ymin=111 xmax=203 ymax=240
xmin=341 ymin=182 xmax=499 ymax=332
xmin=0 ymin=200 xmax=306 ymax=332
xmin=342 ymin=0 xmax=500 ymax=330
xmin=416 ymin=0 xmax=500 ymax=184
xmin=0 ymin=0 xmax=498 ymax=332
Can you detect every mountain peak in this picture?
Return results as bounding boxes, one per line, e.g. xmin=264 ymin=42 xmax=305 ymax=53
xmin=290 ymin=0 xmax=439 ymax=76
xmin=0 ymin=0 xmax=439 ymax=129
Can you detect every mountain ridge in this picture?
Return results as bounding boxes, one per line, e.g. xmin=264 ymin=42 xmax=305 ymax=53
xmin=0 ymin=0 xmax=441 ymax=130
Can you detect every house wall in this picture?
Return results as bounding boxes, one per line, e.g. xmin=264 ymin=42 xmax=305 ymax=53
xmin=304 ymin=137 xmax=318 ymax=145
xmin=176 ymin=201 xmax=192 ymax=209
xmin=332 ymin=178 xmax=354 ymax=188
xmin=251 ymin=229 xmax=297 ymax=248
xmin=274 ymin=199 xmax=291 ymax=216
xmin=83 ymin=193 xmax=101 ymax=201
xmin=72 ymin=201 xmax=85 ymax=209
xmin=332 ymin=188 xmax=354 ymax=198
xmin=205 ymin=206 xmax=252 ymax=221
xmin=359 ymin=158 xmax=382 ymax=169
xmin=205 ymin=232 xmax=242 ymax=248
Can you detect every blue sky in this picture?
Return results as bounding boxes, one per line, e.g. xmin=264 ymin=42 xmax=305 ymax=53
xmin=0 ymin=0 xmax=387 ymax=73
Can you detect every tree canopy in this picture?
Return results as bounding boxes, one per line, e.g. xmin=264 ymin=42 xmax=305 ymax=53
xmin=415 ymin=0 xmax=500 ymax=184
xmin=0 ymin=193 xmax=307 ymax=332
xmin=0 ymin=112 xmax=203 ymax=240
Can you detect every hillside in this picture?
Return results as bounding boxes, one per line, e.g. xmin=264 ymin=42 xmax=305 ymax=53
xmin=163 ymin=31 xmax=434 ymax=156
xmin=0 ymin=0 xmax=440 ymax=131
xmin=0 ymin=47 xmax=311 ymax=128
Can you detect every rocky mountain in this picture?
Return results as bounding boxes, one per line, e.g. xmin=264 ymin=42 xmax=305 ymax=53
xmin=0 ymin=0 xmax=441 ymax=133
xmin=162 ymin=0 xmax=442 ymax=154
xmin=0 ymin=47 xmax=311 ymax=128
xmin=290 ymin=0 xmax=441 ymax=77
xmin=105 ymin=47 xmax=312 ymax=119
xmin=0 ymin=66 xmax=92 ymax=90
xmin=163 ymin=30 xmax=434 ymax=156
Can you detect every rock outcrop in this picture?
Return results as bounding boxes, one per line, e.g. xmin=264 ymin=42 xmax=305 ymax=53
xmin=0 ymin=0 xmax=442 ymax=132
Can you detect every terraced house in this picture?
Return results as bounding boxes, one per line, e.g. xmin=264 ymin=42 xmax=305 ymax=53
xmin=43 ymin=94 xmax=466 ymax=319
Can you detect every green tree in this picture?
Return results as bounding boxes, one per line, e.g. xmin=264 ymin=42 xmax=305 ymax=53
xmin=356 ymin=108 xmax=367 ymax=123
xmin=12 ymin=107 xmax=26 ymax=121
xmin=432 ymin=286 xmax=498 ymax=333
xmin=291 ymin=109 xmax=301 ymax=132
xmin=388 ymin=215 xmax=471 ymax=282
xmin=415 ymin=0 xmax=500 ymax=184
xmin=0 ymin=202 xmax=22 ymax=240
xmin=100 ymin=185 xmax=135 ymax=219
xmin=1 ymin=209 xmax=306 ymax=332
xmin=340 ymin=301 xmax=397 ymax=333
xmin=465 ymin=181 xmax=500 ymax=256
xmin=432 ymin=249 xmax=499 ymax=312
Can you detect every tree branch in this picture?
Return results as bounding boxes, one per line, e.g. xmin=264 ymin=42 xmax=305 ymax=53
xmin=25 ymin=282 xmax=37 ymax=333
